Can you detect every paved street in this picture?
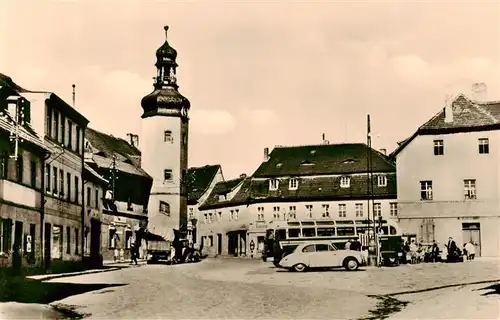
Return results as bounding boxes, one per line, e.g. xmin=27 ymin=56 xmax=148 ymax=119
xmin=28 ymin=258 xmax=500 ymax=319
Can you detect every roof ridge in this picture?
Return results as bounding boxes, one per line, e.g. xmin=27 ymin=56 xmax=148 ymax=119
xmin=274 ymin=142 xmax=365 ymax=149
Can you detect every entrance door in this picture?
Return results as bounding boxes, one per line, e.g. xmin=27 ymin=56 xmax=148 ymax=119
xmin=227 ymin=233 xmax=236 ymax=255
xmin=462 ymin=223 xmax=481 ymax=256
xmin=44 ymin=223 xmax=51 ymax=268
xmin=12 ymin=221 xmax=23 ymax=270
xmin=217 ymin=234 xmax=222 ymax=255
xmin=90 ymin=219 xmax=101 ymax=260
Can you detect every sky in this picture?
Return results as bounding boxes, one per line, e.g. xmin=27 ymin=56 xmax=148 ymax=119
xmin=1 ymin=1 xmax=499 ymax=179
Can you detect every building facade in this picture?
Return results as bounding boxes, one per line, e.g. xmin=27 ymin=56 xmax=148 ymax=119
xmin=140 ymin=26 xmax=190 ymax=241
xmin=198 ymin=143 xmax=398 ymax=258
xmin=186 ymin=164 xmax=224 ymax=243
xmin=84 ymin=128 xmax=152 ymax=261
xmin=392 ymin=93 xmax=500 ymax=257
xmin=0 ymin=83 xmax=49 ymax=268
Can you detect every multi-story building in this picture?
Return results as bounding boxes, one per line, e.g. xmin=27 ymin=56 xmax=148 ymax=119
xmin=140 ymin=26 xmax=191 ymax=241
xmin=186 ymin=164 xmax=223 ymax=243
xmin=0 ymin=77 xmax=50 ymax=268
xmin=84 ymin=128 xmax=152 ymax=261
xmin=198 ymin=143 xmax=397 ymax=258
xmin=392 ymin=90 xmax=500 ymax=257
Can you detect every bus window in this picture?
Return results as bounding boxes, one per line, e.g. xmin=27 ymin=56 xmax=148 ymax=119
xmin=288 ymin=228 xmax=301 ymax=238
xmin=317 ymin=228 xmax=335 ymax=237
xmin=337 ymin=227 xmax=355 ymax=236
xmin=302 ymin=228 xmax=316 ymax=237
xmin=389 ymin=226 xmax=397 ymax=235
xmin=356 ymin=226 xmax=370 ymax=234
xmin=277 ymin=229 xmax=287 ymax=240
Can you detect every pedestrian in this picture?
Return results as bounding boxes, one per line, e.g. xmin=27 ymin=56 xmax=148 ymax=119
xmin=465 ymin=241 xmax=475 ymax=261
xmin=130 ymin=243 xmax=138 ymax=265
xmin=345 ymin=239 xmax=352 ymax=250
xmin=446 ymin=237 xmax=458 ymax=262
xmin=431 ymin=241 xmax=439 ymax=262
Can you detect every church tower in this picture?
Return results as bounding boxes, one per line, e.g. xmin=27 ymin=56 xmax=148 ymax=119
xmin=141 ymin=25 xmax=190 ymax=240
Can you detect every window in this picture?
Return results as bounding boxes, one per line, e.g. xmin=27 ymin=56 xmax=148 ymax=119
xmin=337 ymin=227 xmax=355 ymax=236
xmin=203 ymin=213 xmax=208 ymax=223
xmin=164 ymin=169 xmax=172 ymax=181
xmin=127 ymin=197 xmax=133 ymax=211
xmin=59 ymin=170 xmax=64 ymax=196
xmin=305 ymin=204 xmax=313 ymax=218
xmin=338 ymin=204 xmax=347 ymax=217
xmin=108 ymin=229 xmax=116 ymax=249
xmin=218 ymin=194 xmax=226 ymax=202
xmin=1 ymin=218 xmax=12 ymax=254
xmin=66 ymin=226 xmax=71 ymax=254
xmin=46 ymin=105 xmax=52 ymax=136
xmin=218 ymin=211 xmax=222 ymax=221
xmin=68 ymin=121 xmax=73 ymax=148
xmin=302 ymin=244 xmax=315 ymax=252
xmin=355 ymin=203 xmax=363 ymax=217
xmin=257 ymin=207 xmax=264 ymax=221
xmin=420 ymin=181 xmax=433 ymax=200
xmin=322 ymin=204 xmax=330 ymax=217
xmin=479 ymin=138 xmax=489 ymax=154
xmin=317 ymin=228 xmax=335 ymax=237
xmin=75 ymin=228 xmax=79 ymax=254
xmin=1 ymin=153 xmax=8 ymax=178
xmin=208 ymin=212 xmax=213 ymax=223
xmin=302 ymin=228 xmax=316 ymax=237
xmin=374 ymin=203 xmax=382 ymax=217
xmin=30 ymin=160 xmax=36 ymax=187
xmin=289 ymin=228 xmax=300 ymax=238
xmin=52 ymin=166 xmax=58 ymax=194
xmin=188 ymin=207 xmax=194 ymax=220
xmin=390 ymin=203 xmax=398 ymax=217
xmin=66 ymin=173 xmax=71 ymax=201
xmin=16 ymin=154 xmax=23 ymax=183
xmin=433 ymin=140 xmax=444 ymax=155
xmin=273 ymin=206 xmax=280 ymax=220
xmin=464 ymin=179 xmax=477 ymax=199
xmin=288 ymin=206 xmax=296 ymax=219
xmin=229 ymin=210 xmax=234 ymax=220
xmin=75 ymin=176 xmax=79 ymax=204
xmin=54 ymin=109 xmax=59 ymax=141
xmin=315 ymin=244 xmax=333 ymax=252
xmin=76 ymin=126 xmax=81 ymax=153
xmin=377 ymin=175 xmax=387 ymax=187
xmin=45 ymin=165 xmax=51 ymax=192
xmin=269 ymin=179 xmax=279 ymax=191
xmin=87 ymin=187 xmax=91 ymax=206
xmin=159 ymin=201 xmax=170 ymax=216
xmin=234 ymin=209 xmax=239 ymax=220
xmin=340 ymin=176 xmax=350 ymax=188
xmin=52 ymin=225 xmax=63 ymax=259
xmin=61 ymin=115 xmax=66 ymax=145
xmin=164 ymin=130 xmax=173 ymax=143
xmin=289 ymin=178 xmax=299 ymax=190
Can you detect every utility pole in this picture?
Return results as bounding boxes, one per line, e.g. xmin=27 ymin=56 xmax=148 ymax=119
xmin=367 ymin=114 xmax=379 ymax=267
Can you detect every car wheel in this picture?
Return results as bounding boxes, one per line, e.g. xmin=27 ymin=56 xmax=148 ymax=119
xmin=293 ymin=263 xmax=307 ymax=272
xmin=344 ymin=258 xmax=359 ymax=271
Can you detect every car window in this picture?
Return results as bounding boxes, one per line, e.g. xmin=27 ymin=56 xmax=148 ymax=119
xmin=315 ymin=244 xmax=329 ymax=252
xmin=328 ymin=245 xmax=336 ymax=251
xmin=330 ymin=243 xmax=338 ymax=251
xmin=302 ymin=245 xmax=316 ymax=253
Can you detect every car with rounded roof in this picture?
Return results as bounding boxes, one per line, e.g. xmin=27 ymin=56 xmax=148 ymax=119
xmin=278 ymin=241 xmax=366 ymax=272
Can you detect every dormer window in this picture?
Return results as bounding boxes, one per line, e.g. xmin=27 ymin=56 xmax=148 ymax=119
xmin=164 ymin=130 xmax=173 ymax=143
xmin=289 ymin=178 xmax=299 ymax=190
xmin=377 ymin=175 xmax=387 ymax=187
xmin=340 ymin=176 xmax=350 ymax=188
xmin=218 ymin=194 xmax=226 ymax=202
xmin=269 ymin=179 xmax=279 ymax=191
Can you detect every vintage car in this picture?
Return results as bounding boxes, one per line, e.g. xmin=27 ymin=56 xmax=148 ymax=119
xmin=278 ymin=241 xmax=366 ymax=272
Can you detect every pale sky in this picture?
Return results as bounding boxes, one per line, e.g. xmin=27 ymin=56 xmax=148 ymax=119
xmin=1 ymin=1 xmax=499 ymax=179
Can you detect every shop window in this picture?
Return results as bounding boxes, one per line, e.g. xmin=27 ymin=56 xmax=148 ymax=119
xmin=52 ymin=225 xmax=63 ymax=259
xmin=109 ymin=229 xmax=117 ymax=248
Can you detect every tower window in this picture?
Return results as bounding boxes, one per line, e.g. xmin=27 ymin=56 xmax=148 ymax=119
xmin=164 ymin=169 xmax=173 ymax=181
xmin=159 ymin=201 xmax=170 ymax=216
xmin=164 ymin=130 xmax=173 ymax=143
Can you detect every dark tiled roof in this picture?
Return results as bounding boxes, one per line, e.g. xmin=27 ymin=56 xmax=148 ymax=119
xmin=198 ymin=177 xmax=247 ymax=210
xmin=0 ymin=73 xmax=29 ymax=92
xmin=85 ymin=127 xmax=150 ymax=178
xmin=186 ymin=164 xmax=221 ymax=205
xmin=253 ymin=143 xmax=395 ymax=178
xmin=392 ymin=94 xmax=500 ymax=157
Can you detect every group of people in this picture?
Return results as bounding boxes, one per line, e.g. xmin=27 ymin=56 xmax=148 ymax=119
xmin=401 ymin=237 xmax=476 ymax=264
xmin=344 ymin=239 xmax=362 ymax=251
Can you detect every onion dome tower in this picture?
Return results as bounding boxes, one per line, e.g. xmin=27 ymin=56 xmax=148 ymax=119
xmin=140 ymin=25 xmax=190 ymax=240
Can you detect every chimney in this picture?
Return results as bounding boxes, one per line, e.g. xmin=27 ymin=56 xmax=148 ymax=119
xmin=127 ymin=133 xmax=139 ymax=149
xmin=379 ymin=148 xmax=387 ymax=155
xmin=471 ymin=82 xmax=487 ymax=101
xmin=264 ymin=147 xmax=270 ymax=162
xmin=444 ymin=93 xmax=454 ymax=123
xmin=322 ymin=133 xmax=329 ymax=145
xmin=240 ymin=173 xmax=247 ymax=179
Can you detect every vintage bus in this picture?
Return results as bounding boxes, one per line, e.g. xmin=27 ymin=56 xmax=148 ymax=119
xmin=263 ymin=219 xmax=404 ymax=266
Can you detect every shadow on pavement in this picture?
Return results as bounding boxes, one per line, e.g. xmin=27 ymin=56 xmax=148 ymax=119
xmin=476 ymin=283 xmax=500 ymax=296
xmin=357 ymin=296 xmax=410 ymax=320
xmin=0 ymin=277 xmax=126 ymax=304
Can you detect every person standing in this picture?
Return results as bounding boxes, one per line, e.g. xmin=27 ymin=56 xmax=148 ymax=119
xmin=345 ymin=239 xmax=352 ymax=250
xmin=130 ymin=243 xmax=138 ymax=265
xmin=465 ymin=241 xmax=475 ymax=261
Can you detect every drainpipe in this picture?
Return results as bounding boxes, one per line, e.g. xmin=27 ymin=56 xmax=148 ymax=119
xmin=81 ymin=129 xmax=85 ymax=261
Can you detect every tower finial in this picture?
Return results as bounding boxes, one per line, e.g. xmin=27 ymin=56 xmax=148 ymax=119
xmin=72 ymin=84 xmax=76 ymax=107
xmin=164 ymin=25 xmax=169 ymax=40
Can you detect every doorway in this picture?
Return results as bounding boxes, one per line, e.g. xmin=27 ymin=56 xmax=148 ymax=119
xmin=12 ymin=221 xmax=23 ymax=270
xmin=217 ymin=233 xmax=222 ymax=255
xmin=44 ymin=223 xmax=51 ymax=268
xmin=462 ymin=222 xmax=481 ymax=257
xmin=90 ymin=219 xmax=101 ymax=260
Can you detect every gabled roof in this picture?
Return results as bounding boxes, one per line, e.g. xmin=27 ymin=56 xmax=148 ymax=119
xmin=85 ymin=127 xmax=150 ymax=178
xmin=83 ymin=163 xmax=109 ymax=186
xmin=198 ymin=177 xmax=247 ymax=210
xmin=391 ymin=94 xmax=500 ymax=157
xmin=186 ymin=164 xmax=221 ymax=205
xmin=0 ymin=73 xmax=29 ymax=92
xmin=253 ymin=143 xmax=395 ymax=178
